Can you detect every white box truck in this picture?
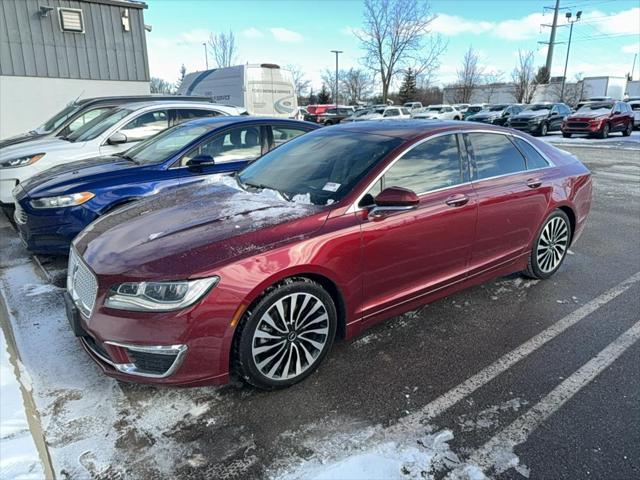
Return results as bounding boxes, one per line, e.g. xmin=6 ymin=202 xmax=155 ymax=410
xmin=177 ymin=64 xmax=297 ymax=117
xmin=579 ymin=76 xmax=627 ymax=101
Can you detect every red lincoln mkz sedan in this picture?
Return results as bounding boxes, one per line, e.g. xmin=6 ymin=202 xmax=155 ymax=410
xmin=66 ymin=121 xmax=592 ymax=389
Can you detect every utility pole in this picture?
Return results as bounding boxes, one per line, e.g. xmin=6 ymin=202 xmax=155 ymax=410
xmin=330 ymin=50 xmax=342 ymax=108
xmin=543 ymin=0 xmax=561 ymax=76
xmin=202 ymin=42 xmax=209 ymax=70
xmin=560 ymin=10 xmax=581 ymax=101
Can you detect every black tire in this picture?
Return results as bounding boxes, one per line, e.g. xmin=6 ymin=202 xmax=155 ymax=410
xmin=524 ymin=209 xmax=572 ymax=280
xmin=562 ymin=132 xmax=572 ymax=138
xmin=622 ymin=123 xmax=632 ymax=137
xmin=598 ymin=123 xmax=610 ymax=139
xmin=539 ymin=122 xmax=549 ymax=136
xmin=324 ymin=120 xmax=334 ymax=126
xmin=233 ymin=278 xmax=337 ymax=390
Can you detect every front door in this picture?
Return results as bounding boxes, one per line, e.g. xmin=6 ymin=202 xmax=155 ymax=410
xmin=360 ymin=133 xmax=477 ymax=324
xmin=465 ymin=132 xmax=552 ymax=275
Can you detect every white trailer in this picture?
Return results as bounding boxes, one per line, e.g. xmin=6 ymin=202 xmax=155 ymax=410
xmin=177 ymin=64 xmax=297 ymax=117
xmin=580 ymin=76 xmax=627 ymax=100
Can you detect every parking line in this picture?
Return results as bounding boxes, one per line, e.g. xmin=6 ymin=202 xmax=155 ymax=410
xmin=464 ymin=319 xmax=640 ymax=475
xmin=389 ymin=271 xmax=640 ymax=433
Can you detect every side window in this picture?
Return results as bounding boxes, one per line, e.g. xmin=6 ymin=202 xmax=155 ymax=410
xmin=271 ymin=127 xmax=307 ymax=147
xmin=401 ymin=108 xmax=411 ymax=115
xmin=384 ymin=109 xmax=399 ymax=117
xmin=551 ymin=106 xmax=559 ymax=115
xmin=66 ymin=107 xmax=112 ymax=133
xmin=467 ymin=133 xmax=526 ymax=180
xmin=613 ymin=103 xmax=622 ymax=114
xmin=445 ymin=107 xmax=453 ymax=112
xmin=120 ymin=110 xmax=168 ymax=142
xmin=176 ymin=108 xmax=220 ymax=124
xmin=180 ymin=126 xmax=261 ymax=166
xmin=382 ymin=134 xmax=462 ymax=194
xmin=512 ymin=137 xmax=550 ymax=170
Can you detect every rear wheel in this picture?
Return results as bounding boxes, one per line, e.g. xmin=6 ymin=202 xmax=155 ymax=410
xmin=524 ymin=210 xmax=571 ymax=279
xmin=622 ymin=123 xmax=633 ymax=137
xmin=233 ymin=279 xmax=337 ymax=389
xmin=598 ymin=123 xmax=610 ymax=139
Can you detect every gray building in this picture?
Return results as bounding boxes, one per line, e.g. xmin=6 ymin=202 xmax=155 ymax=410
xmin=0 ymin=0 xmax=150 ymax=138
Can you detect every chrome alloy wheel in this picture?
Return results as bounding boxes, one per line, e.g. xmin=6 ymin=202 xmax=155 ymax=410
xmin=251 ymin=293 xmax=330 ymax=380
xmin=537 ymin=216 xmax=569 ymax=273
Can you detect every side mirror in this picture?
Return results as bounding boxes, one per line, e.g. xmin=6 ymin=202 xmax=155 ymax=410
xmin=186 ymin=154 xmax=215 ymax=170
xmin=503 ymin=111 xmax=510 ymax=117
xmin=369 ymin=187 xmax=419 ymax=221
xmin=107 ymin=132 xmax=127 ymax=145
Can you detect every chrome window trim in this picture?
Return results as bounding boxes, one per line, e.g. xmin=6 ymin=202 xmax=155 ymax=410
xmin=345 ymin=129 xmax=556 ymax=214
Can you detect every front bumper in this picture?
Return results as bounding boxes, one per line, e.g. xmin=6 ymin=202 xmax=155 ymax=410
xmin=562 ymin=121 xmax=603 ymax=134
xmin=508 ymin=121 xmax=543 ymax=133
xmin=14 ymin=201 xmax=98 ymax=254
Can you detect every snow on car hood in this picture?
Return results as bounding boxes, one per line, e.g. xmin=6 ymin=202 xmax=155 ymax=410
xmin=75 ymin=177 xmax=329 ymax=279
xmin=0 ymin=137 xmax=88 ymax=161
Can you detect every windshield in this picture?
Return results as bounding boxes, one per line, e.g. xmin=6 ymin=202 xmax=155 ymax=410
xmin=523 ymin=104 xmax=552 ymax=112
xmin=66 ymin=107 xmax=129 ymax=142
xmin=373 ymin=108 xmax=386 ymax=115
xmin=427 ymin=107 xmax=442 ymax=112
xmin=488 ymin=105 xmax=507 ymax=112
xmin=352 ymin=109 xmax=371 ymax=118
xmin=238 ymin=129 xmax=403 ymax=205
xmin=467 ymin=106 xmax=482 ymax=113
xmin=577 ymin=103 xmax=613 ymax=112
xmin=38 ymin=104 xmax=81 ymax=133
xmin=122 ymin=122 xmax=216 ymax=165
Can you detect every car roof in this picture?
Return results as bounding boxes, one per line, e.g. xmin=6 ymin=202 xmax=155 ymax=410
xmin=73 ymin=95 xmax=212 ymax=107
xmin=173 ymin=116 xmax=317 ymax=129
xmin=330 ymin=119 xmax=507 ymax=140
xmin=114 ymin=101 xmax=240 ymax=111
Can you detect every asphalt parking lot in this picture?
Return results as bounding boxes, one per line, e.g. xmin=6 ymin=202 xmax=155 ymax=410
xmin=0 ymin=142 xmax=638 ymax=479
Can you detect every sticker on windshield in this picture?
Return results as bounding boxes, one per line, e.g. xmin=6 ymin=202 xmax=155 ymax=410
xmin=322 ymin=182 xmax=341 ymax=192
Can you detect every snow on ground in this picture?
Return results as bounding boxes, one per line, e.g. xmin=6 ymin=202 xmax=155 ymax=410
xmin=541 ymin=131 xmax=640 ymax=150
xmin=0 ymin=323 xmax=44 ymax=479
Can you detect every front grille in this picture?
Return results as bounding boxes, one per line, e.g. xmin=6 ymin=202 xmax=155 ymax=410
xmin=67 ymin=249 xmax=98 ymax=317
xmin=126 ymin=350 xmax=178 ymax=375
xmin=14 ymin=204 xmax=27 ymax=225
xmin=567 ymin=121 xmax=590 ymax=128
xmin=509 ymin=121 xmax=531 ymax=128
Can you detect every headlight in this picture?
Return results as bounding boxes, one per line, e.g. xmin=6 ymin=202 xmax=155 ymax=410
xmin=0 ymin=153 xmax=45 ymax=169
xmin=530 ymin=117 xmax=543 ymax=124
xmin=30 ymin=191 xmax=95 ymax=209
xmin=104 ymin=277 xmax=219 ymax=312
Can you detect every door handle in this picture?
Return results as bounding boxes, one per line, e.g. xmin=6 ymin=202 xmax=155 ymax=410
xmin=445 ymin=194 xmax=469 ymax=207
xmin=526 ymin=178 xmax=542 ymax=188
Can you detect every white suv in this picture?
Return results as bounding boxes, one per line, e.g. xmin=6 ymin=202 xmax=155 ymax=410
xmin=353 ymin=106 xmax=412 ymax=121
xmin=0 ymin=102 xmax=243 ymax=204
xmin=412 ymin=105 xmax=462 ymax=120
xmin=627 ymin=97 xmax=640 ymax=129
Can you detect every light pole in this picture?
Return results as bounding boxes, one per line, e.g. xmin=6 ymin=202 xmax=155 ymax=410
xmin=560 ymin=10 xmax=581 ymax=102
xmin=202 ymin=42 xmax=209 ymax=70
xmin=330 ymin=50 xmax=342 ymax=108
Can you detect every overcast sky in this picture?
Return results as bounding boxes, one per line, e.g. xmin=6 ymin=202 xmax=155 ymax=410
xmin=144 ymin=0 xmax=640 ymax=90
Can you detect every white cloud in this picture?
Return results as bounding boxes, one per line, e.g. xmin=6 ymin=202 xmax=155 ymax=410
xmin=492 ymin=13 xmax=546 ymax=41
xmin=622 ymin=43 xmax=639 ymax=54
xmin=341 ymin=26 xmax=363 ymax=37
xmin=431 ymin=14 xmax=492 ymax=36
xmin=243 ymin=27 xmax=263 ymax=39
xmin=582 ymin=8 xmax=640 ymax=35
xmin=270 ymin=27 xmax=303 ymax=42
xmin=177 ymin=28 xmax=210 ymax=45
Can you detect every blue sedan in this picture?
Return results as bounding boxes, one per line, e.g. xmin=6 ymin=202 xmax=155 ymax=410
xmin=13 ymin=117 xmax=318 ymax=254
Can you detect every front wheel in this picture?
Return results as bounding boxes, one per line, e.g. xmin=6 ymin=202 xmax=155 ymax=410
xmin=598 ymin=123 xmax=610 ymax=139
xmin=233 ymin=279 xmax=337 ymax=389
xmin=622 ymin=123 xmax=633 ymax=137
xmin=539 ymin=122 xmax=549 ymax=136
xmin=524 ymin=210 xmax=572 ymax=279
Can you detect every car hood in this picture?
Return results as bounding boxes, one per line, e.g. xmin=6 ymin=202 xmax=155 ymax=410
xmin=511 ymin=111 xmax=549 ymax=120
xmin=568 ymin=111 xmax=610 ymax=120
xmin=20 ymin=156 xmax=142 ymax=198
xmin=0 ymin=137 xmax=88 ymax=161
xmin=355 ymin=114 xmax=383 ymax=120
xmin=471 ymin=112 xmax=500 ymax=120
xmin=0 ymin=131 xmax=48 ymax=148
xmin=74 ymin=179 xmax=328 ymax=280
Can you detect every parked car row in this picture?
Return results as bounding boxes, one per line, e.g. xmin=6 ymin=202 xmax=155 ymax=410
xmin=1 ymin=95 xmax=593 ymax=391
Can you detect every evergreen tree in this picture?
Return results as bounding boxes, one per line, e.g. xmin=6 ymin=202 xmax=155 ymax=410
xmin=317 ymin=84 xmax=332 ymax=104
xmin=398 ymin=68 xmax=417 ymax=104
xmin=308 ymin=88 xmax=318 ymax=105
xmin=175 ymin=64 xmax=187 ymax=91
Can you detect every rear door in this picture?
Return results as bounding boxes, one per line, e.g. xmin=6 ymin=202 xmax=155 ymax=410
xmin=466 ymin=132 xmax=552 ymax=275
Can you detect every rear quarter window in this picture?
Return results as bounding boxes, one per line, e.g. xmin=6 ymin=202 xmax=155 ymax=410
xmin=466 ymin=133 xmax=526 ymax=180
xmin=512 ymin=137 xmax=550 ymax=170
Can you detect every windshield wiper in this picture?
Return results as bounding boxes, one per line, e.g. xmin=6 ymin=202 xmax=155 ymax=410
xmin=117 ymin=153 xmax=138 ymax=164
xmin=240 ymin=179 xmax=291 ymax=201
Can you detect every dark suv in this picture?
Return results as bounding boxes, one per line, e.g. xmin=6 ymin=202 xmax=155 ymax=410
xmin=507 ymin=103 xmax=571 ymax=136
xmin=316 ymin=107 xmax=356 ymax=125
xmin=562 ymin=101 xmax=634 ymax=138
xmin=466 ymin=104 xmax=524 ymax=126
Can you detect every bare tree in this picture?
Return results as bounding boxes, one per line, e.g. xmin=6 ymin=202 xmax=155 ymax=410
xmin=452 ymin=47 xmax=484 ymax=104
xmin=208 ymin=30 xmax=237 ymax=68
xmin=482 ymin=70 xmax=504 ymax=103
xmin=287 ymin=64 xmax=311 ymax=102
xmin=150 ymin=77 xmax=173 ymax=94
xmin=342 ymin=68 xmax=374 ymax=104
xmin=511 ymin=50 xmax=539 ymax=104
xmin=549 ymin=73 xmax=584 ymax=106
xmin=356 ymin=0 xmax=445 ymax=102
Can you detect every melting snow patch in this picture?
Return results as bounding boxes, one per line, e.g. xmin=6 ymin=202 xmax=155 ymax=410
xmin=21 ymin=284 xmax=60 ymax=297
xmin=291 ymin=193 xmax=312 ymax=205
